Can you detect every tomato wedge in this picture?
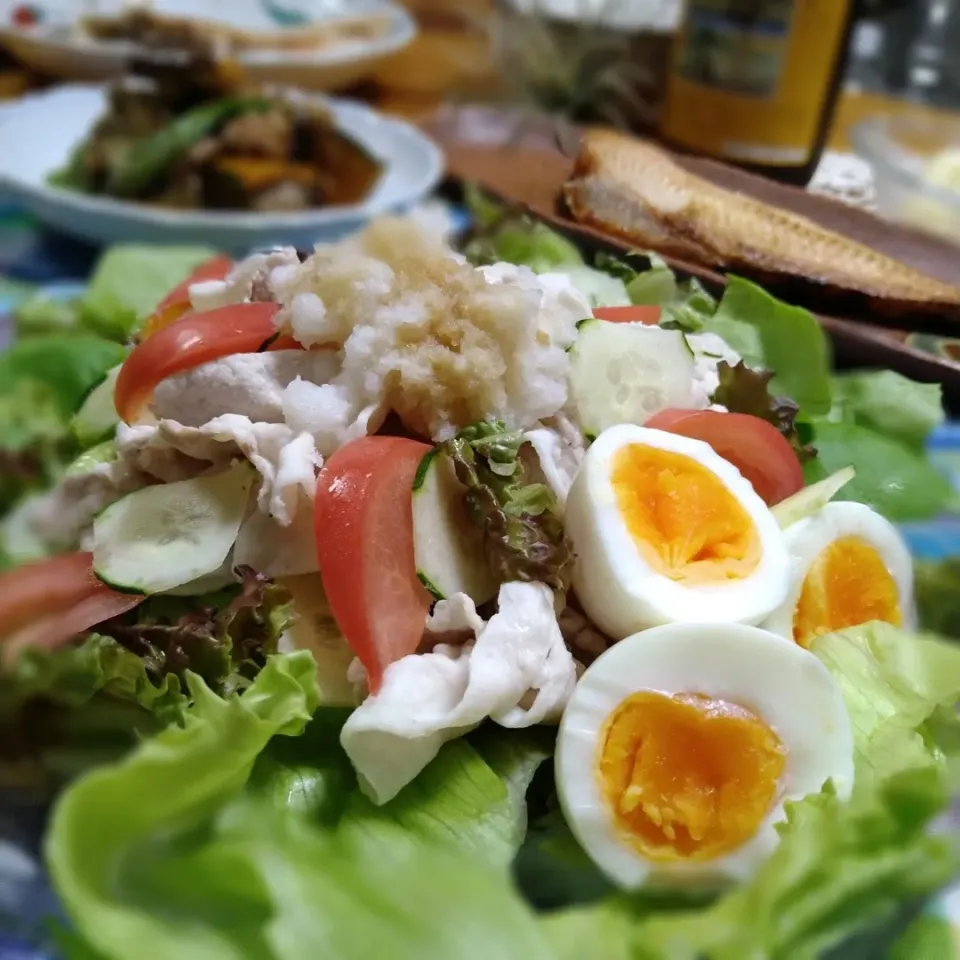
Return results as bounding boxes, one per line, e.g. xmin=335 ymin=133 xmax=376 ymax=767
xmin=593 ymin=305 xmax=661 ymax=325
xmin=645 ymin=409 xmax=804 ymax=506
xmin=642 ymin=409 xmax=698 ymax=432
xmin=141 ymin=255 xmax=234 ymax=341
xmin=314 ymin=436 xmax=433 ymax=693
xmin=115 ymin=301 xmax=280 ymax=423
xmin=0 ymin=552 xmax=143 ymax=664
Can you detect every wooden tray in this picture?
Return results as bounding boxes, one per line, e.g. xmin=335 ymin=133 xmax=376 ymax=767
xmin=423 ymin=104 xmax=960 ymax=399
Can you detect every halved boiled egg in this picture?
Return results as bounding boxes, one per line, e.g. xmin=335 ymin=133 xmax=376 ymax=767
xmin=566 ymin=425 xmax=790 ymax=638
xmin=763 ymin=501 xmax=915 ymax=647
xmin=556 ymin=623 xmax=854 ymax=889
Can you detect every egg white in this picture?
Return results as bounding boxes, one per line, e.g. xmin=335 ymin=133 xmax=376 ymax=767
xmin=763 ymin=501 xmax=915 ymax=642
xmin=566 ymin=425 xmax=791 ymax=639
xmin=555 ymin=622 xmax=854 ymax=890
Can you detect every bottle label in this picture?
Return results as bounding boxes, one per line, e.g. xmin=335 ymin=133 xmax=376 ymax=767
xmin=662 ymin=0 xmax=852 ymax=166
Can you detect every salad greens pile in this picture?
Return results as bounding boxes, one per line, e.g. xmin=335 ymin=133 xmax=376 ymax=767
xmin=2 ymin=568 xmax=293 ymax=728
xmin=463 ymin=195 xmax=960 ymax=642
xmin=0 ymin=245 xmax=215 ymax=564
xmin=466 ymin=198 xmax=950 ymax=525
xmin=0 ymin=244 xmax=237 ymax=792
xmin=41 ymin=620 xmax=960 ymax=960
xmin=5 ymin=208 xmax=960 ymax=959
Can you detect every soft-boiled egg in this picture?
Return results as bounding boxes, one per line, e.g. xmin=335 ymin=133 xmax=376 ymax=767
xmin=556 ymin=623 xmax=854 ymax=889
xmin=763 ymin=501 xmax=915 ymax=647
xmin=566 ymin=425 xmax=790 ymax=638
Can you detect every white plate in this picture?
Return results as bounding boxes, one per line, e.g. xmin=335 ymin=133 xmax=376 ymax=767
xmin=0 ymin=0 xmax=416 ymax=89
xmin=0 ymin=85 xmax=444 ymax=253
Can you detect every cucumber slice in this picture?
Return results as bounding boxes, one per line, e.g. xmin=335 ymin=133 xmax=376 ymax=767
xmin=162 ymin=566 xmax=237 ymax=597
xmin=569 ymin=319 xmax=696 ymax=438
xmin=560 ymin=266 xmax=630 ymax=308
xmin=93 ymin=461 xmax=255 ymax=594
xmin=72 ymin=364 xmax=121 ymax=447
xmin=412 ymin=449 xmax=497 ymax=603
xmin=772 ymin=467 xmax=856 ymax=530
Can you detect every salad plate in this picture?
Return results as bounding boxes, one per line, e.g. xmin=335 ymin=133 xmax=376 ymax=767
xmin=2 ymin=199 xmax=960 ymax=959
xmin=0 ymin=0 xmax=416 ymax=89
xmin=0 ymin=85 xmax=443 ymax=253
xmin=426 ymin=105 xmax=960 ymax=391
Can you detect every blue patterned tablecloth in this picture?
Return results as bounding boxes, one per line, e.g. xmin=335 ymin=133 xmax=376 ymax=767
xmin=0 ymin=209 xmax=959 ymax=958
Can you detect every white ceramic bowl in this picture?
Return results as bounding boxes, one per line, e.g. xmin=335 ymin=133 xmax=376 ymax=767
xmin=0 ymin=85 xmax=444 ymax=253
xmin=0 ymin=0 xmax=416 ymax=90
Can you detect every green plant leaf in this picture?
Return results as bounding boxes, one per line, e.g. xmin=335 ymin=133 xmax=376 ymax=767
xmin=703 ymin=276 xmax=832 ymax=415
xmin=803 ymin=421 xmax=952 ymax=521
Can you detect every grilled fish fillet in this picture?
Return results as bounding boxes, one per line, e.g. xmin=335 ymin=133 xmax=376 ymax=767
xmin=563 ymin=128 xmax=960 ymax=306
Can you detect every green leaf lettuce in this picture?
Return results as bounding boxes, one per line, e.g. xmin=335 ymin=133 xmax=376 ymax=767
xmin=830 ymin=369 xmax=944 ymax=451
xmin=78 ymin=244 xmax=216 ymax=340
xmin=46 ymin=652 xmax=321 ymax=960
xmin=47 ymin=668 xmax=556 ymax=960
xmin=1 ymin=632 xmax=186 ymax=726
xmin=809 ymin=621 xmax=960 ymax=782
xmin=803 ymin=422 xmax=952 ymax=522
xmin=702 ymin=276 xmax=832 ymax=415
xmin=540 ymin=765 xmax=956 ymax=960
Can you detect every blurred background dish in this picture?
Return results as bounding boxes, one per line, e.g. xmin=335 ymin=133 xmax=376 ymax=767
xmin=0 ymin=0 xmax=416 ymax=90
xmin=0 ymin=83 xmax=442 ymax=251
xmin=852 ymin=113 xmax=960 ymax=245
xmin=46 ymin=46 xmax=386 ymax=213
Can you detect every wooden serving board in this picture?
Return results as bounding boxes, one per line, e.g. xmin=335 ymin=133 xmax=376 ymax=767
xmin=423 ymin=105 xmax=960 ymax=398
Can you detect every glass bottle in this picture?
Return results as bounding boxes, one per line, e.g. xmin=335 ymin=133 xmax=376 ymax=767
xmin=660 ymin=0 xmax=858 ymax=185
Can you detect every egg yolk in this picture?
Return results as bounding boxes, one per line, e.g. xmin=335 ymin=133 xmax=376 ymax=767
xmin=793 ymin=536 xmax=902 ymax=648
xmin=598 ymin=691 xmax=785 ymax=862
xmin=611 ymin=444 xmax=761 ymax=583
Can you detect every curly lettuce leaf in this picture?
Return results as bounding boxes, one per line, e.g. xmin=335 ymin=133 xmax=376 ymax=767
xmin=47 ymin=676 xmax=555 ymax=960
xmin=44 ymin=636 xmax=960 ymax=960
xmin=442 ymin=421 xmax=574 ymax=591
xmin=96 ymin=568 xmax=294 ymax=699
xmin=0 ymin=632 xmax=186 ymax=726
xmin=46 ymin=652 xmax=320 ymax=960
xmin=712 ymin=361 xmax=815 ymax=462
xmin=0 ymin=573 xmax=293 ymax=798
xmin=339 ymin=726 xmax=552 ymax=869
xmin=809 ymin=622 xmax=960 ymax=782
